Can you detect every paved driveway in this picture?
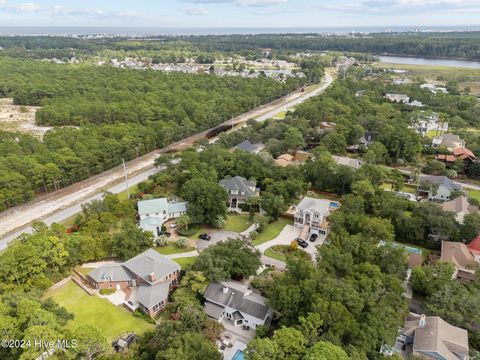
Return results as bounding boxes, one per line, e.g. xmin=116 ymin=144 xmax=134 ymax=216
xmin=197 ymin=230 xmax=240 ymax=251
xmin=256 ymin=225 xmax=300 ymax=253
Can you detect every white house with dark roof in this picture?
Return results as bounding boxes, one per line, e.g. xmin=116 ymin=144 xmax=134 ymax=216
xmin=138 ymin=198 xmax=188 ymax=236
xmin=294 ymin=197 xmax=340 ymax=239
xmin=203 ymin=280 xmax=272 ymax=329
xmin=418 ymin=175 xmax=462 ymax=202
xmin=219 ymin=176 xmax=260 ymax=211
xmin=88 ymin=249 xmax=180 ymax=316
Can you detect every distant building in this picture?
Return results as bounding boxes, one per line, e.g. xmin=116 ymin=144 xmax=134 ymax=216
xmin=436 ymin=147 xmax=476 ymax=167
xmin=88 ymin=249 xmax=180 ymax=316
xmin=412 ymin=111 xmax=448 ymax=137
xmin=233 ymin=140 xmax=265 ymax=154
xmin=138 ymin=198 xmax=188 ymax=236
xmin=203 ymin=280 xmax=272 ymax=329
xmin=385 ymin=93 xmax=410 ymax=104
xmin=421 ymin=83 xmax=449 ymax=94
xmin=274 ymin=151 xmax=312 ymax=167
xmin=432 ymin=133 xmax=466 ymax=151
xmin=407 ymin=100 xmax=424 ymax=108
xmin=219 ymin=176 xmax=260 ymax=211
xmin=332 ymin=155 xmax=364 ymax=169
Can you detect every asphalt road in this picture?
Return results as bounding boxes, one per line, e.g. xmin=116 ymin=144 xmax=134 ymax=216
xmin=0 ymin=70 xmax=335 ymax=249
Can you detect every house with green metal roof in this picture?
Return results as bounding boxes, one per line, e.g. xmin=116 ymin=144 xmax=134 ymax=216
xmin=137 ymin=198 xmax=188 ymax=236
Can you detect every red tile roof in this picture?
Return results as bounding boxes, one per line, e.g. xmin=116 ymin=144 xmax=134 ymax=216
xmin=453 ymin=147 xmax=475 ymax=159
xmin=468 ymin=235 xmax=480 ymax=255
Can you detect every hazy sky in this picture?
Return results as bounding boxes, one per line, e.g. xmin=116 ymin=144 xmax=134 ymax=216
xmin=1 ymin=0 xmax=480 ymax=28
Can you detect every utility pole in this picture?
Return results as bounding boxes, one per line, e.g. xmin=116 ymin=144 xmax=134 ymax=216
xmin=122 ymin=158 xmax=130 ymax=200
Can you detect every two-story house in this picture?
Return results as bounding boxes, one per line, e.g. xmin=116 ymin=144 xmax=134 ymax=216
xmin=203 ymin=281 xmax=272 ymax=329
xmin=138 ymin=198 xmax=188 ymax=236
xmin=219 ymin=176 xmax=260 ymax=211
xmin=418 ymin=175 xmax=462 ymax=202
xmin=87 ymin=249 xmax=180 ymax=316
xmin=293 ymin=197 xmax=340 ymax=240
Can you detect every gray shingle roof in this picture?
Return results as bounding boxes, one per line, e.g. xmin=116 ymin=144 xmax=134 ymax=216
xmin=204 ymin=282 xmax=269 ymax=320
xmin=124 ymin=249 xmax=180 ymax=285
xmin=235 ymin=140 xmax=264 ymax=154
xmin=419 ymin=175 xmax=462 ymax=192
xmin=136 ymin=282 xmax=170 ymax=309
xmin=219 ymin=176 xmax=257 ymax=198
xmin=88 ymin=264 xmax=133 ymax=283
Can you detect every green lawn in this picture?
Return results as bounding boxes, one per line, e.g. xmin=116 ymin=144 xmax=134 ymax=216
xmin=381 ymin=183 xmax=417 ymax=194
xmin=253 ymin=218 xmax=291 ymax=246
xmin=223 ymin=214 xmax=251 ymax=232
xmin=75 ymin=267 xmax=94 ymax=277
xmin=173 ymin=257 xmax=197 ymax=268
xmin=117 ymin=185 xmax=139 ymax=201
xmin=155 ymin=242 xmax=195 ymax=255
xmin=468 ymin=189 xmax=480 ymax=202
xmin=47 ymin=281 xmax=154 ymax=342
xmin=264 ymin=245 xmax=311 ymax=262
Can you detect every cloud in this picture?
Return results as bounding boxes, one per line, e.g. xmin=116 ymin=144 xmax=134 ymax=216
xmin=181 ymin=6 xmax=209 ymax=15
xmin=310 ymin=0 xmax=480 ymax=15
xmin=0 ymin=0 xmax=41 ymax=13
xmin=178 ymin=0 xmax=287 ymax=7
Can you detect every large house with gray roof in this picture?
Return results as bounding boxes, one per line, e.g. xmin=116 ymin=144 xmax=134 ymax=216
xmin=234 ymin=140 xmax=265 ymax=154
xmin=219 ymin=176 xmax=260 ymax=211
xmin=87 ymin=249 xmax=180 ymax=316
xmin=203 ymin=281 xmax=272 ymax=329
xmin=138 ymin=198 xmax=188 ymax=236
xmin=418 ymin=175 xmax=462 ymax=202
xmin=294 ymin=197 xmax=340 ymax=240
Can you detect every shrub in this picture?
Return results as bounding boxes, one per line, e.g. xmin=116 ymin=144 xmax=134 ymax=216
xmin=133 ymin=309 xmax=156 ymax=324
xmin=156 ymin=235 xmax=169 ymax=247
xmin=177 ymin=237 xmax=188 ymax=248
xmin=177 ymin=227 xmax=198 ymax=237
xmin=99 ymin=288 xmax=116 ymax=295
xmin=213 ymin=216 xmax=226 ymax=229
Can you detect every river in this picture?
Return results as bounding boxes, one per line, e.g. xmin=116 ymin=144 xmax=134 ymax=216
xmin=378 ymin=55 xmax=480 ymax=69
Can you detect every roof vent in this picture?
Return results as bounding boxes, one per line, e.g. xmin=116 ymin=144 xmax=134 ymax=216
xmin=149 ymin=272 xmax=156 ymax=282
xmin=223 ymin=285 xmax=228 ymax=294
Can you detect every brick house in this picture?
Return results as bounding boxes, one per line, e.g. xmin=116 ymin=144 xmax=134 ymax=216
xmin=87 ymin=249 xmax=180 ymax=316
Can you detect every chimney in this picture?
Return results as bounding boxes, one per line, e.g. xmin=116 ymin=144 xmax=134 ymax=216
xmin=419 ymin=314 xmax=426 ymax=328
xmin=149 ymin=272 xmax=156 ymax=282
xmin=222 ymin=285 xmax=228 ymax=294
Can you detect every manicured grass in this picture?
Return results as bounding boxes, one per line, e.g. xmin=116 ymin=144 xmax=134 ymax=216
xmin=223 ymin=214 xmax=251 ymax=233
xmin=253 ymin=218 xmax=291 ymax=246
xmin=468 ymin=189 xmax=480 ymax=202
xmin=75 ymin=267 xmax=94 ymax=277
xmin=264 ymin=245 xmax=311 ymax=262
xmin=381 ymin=183 xmax=417 ymax=194
xmin=173 ymin=257 xmax=197 ymax=268
xmin=155 ymin=242 xmax=195 ymax=255
xmin=117 ymin=185 xmax=139 ymax=201
xmin=47 ymin=281 xmax=154 ymax=342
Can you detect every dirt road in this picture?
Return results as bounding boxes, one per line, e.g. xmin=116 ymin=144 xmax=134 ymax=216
xmin=0 ymin=70 xmax=335 ymax=247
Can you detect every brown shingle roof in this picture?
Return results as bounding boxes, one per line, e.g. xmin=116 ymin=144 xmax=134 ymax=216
xmin=442 ymin=196 xmax=478 ymax=215
xmin=441 ymin=241 xmax=477 ymax=273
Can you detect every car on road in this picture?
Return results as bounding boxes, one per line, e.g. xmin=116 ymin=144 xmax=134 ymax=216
xmin=297 ymin=239 xmax=309 ymax=248
xmin=199 ymin=233 xmax=211 ymax=241
xmin=309 ymin=233 xmax=318 ymax=242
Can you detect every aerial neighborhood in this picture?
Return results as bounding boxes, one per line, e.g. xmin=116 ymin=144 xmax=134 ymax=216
xmin=1 ymin=23 xmax=480 ymax=360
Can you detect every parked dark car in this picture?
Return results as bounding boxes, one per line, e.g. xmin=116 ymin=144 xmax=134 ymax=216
xmin=199 ymin=233 xmax=211 ymax=241
xmin=309 ymin=233 xmax=318 ymax=242
xmin=297 ymin=239 xmax=309 ymax=248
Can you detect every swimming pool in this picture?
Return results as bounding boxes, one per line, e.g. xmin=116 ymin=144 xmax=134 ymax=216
xmin=378 ymin=241 xmax=422 ymax=255
xmin=330 ymin=202 xmax=340 ymax=209
xmin=232 ymin=350 xmax=244 ymax=360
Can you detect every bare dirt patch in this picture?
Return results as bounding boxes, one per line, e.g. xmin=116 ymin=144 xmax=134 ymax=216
xmin=0 ymin=98 xmax=52 ymax=139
